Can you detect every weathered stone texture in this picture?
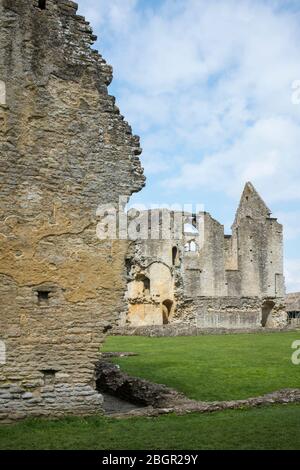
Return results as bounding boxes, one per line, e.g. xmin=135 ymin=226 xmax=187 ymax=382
xmin=124 ymin=183 xmax=286 ymax=328
xmin=0 ymin=0 xmax=144 ymax=420
xmin=286 ymin=292 xmax=300 ymax=327
xmin=286 ymin=292 xmax=300 ymax=311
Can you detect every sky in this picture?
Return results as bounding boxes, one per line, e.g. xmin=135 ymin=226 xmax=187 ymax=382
xmin=77 ymin=0 xmax=300 ymax=293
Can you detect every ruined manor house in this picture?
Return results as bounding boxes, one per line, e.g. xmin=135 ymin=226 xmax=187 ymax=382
xmin=124 ymin=182 xmax=286 ymax=330
xmin=0 ymin=0 xmax=288 ymax=421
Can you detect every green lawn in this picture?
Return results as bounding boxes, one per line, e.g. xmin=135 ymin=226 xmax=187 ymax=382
xmin=103 ymin=332 xmax=300 ymax=401
xmin=0 ymin=405 xmax=300 ymax=450
xmin=1 ymin=331 xmax=299 ymax=450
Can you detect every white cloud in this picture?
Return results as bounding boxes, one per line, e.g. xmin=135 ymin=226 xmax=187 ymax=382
xmin=276 ymin=211 xmax=300 ymax=241
xmin=78 ymin=0 xmax=300 ymax=281
xmin=285 ymin=259 xmax=300 ymax=293
xmin=78 ymin=0 xmax=138 ymax=33
xmin=166 ymin=116 xmax=300 ymax=203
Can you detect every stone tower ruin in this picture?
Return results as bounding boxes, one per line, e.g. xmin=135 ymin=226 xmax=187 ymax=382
xmin=0 ymin=0 xmax=144 ymax=420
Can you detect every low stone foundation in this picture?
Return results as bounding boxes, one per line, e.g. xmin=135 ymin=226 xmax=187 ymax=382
xmin=95 ymin=359 xmax=300 ymax=419
xmin=112 ymin=324 xmax=296 ymax=337
xmin=96 ymin=360 xmax=185 ymax=407
xmin=0 ymin=384 xmax=103 ymax=423
xmin=111 ymin=388 xmax=300 ymax=418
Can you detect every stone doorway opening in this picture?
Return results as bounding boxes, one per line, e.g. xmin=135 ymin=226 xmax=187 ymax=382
xmin=162 ymin=299 xmax=173 ymax=324
xmin=261 ymin=300 xmax=275 ymax=327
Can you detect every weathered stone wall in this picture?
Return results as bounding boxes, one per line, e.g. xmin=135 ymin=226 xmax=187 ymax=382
xmin=0 ymin=0 xmax=144 ymax=421
xmin=125 ymin=239 xmax=175 ymax=325
xmin=286 ymin=292 xmax=300 ymax=327
xmin=124 ymin=184 xmax=286 ymax=328
xmin=175 ymin=296 xmax=287 ymax=329
xmin=286 ymin=292 xmax=300 ymax=311
xmin=231 ymin=183 xmax=285 ymax=298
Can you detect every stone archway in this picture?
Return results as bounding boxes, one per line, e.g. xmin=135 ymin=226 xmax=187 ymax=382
xmin=261 ymin=300 xmax=275 ymax=327
xmin=162 ymin=299 xmax=173 ymax=324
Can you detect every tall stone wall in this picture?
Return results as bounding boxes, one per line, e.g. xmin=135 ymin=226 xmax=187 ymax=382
xmin=0 ymin=0 xmax=144 ymax=421
xmin=124 ymin=184 xmax=287 ymax=329
xmin=231 ymin=183 xmax=285 ymax=298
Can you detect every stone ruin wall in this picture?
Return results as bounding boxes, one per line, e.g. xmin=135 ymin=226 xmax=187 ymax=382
xmin=123 ymin=184 xmax=287 ymax=330
xmin=0 ymin=0 xmax=144 ymax=421
xmin=286 ymin=292 xmax=300 ymax=327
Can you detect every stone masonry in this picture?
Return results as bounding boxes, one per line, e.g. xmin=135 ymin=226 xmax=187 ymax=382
xmin=286 ymin=292 xmax=300 ymax=326
xmin=0 ymin=0 xmax=144 ymax=421
xmin=124 ymin=183 xmax=287 ymax=329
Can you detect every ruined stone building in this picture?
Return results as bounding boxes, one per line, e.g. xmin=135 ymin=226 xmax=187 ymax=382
xmin=124 ymin=183 xmax=287 ymax=329
xmin=0 ymin=0 xmax=290 ymax=423
xmin=0 ymin=0 xmax=144 ymax=420
xmin=286 ymin=293 xmax=300 ymax=327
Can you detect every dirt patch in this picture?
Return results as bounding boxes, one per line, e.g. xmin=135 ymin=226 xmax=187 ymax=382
xmin=102 ymin=392 xmax=145 ymax=415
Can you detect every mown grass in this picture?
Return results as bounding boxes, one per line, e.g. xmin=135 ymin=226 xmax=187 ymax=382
xmin=102 ymin=332 xmax=300 ymax=401
xmin=0 ymin=405 xmax=299 ymax=450
xmin=1 ymin=332 xmax=299 ymax=450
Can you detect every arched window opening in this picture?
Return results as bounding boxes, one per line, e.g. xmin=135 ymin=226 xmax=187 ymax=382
xmin=190 ymin=240 xmax=197 ymax=252
xmin=184 ymin=240 xmax=198 ymax=252
xmin=261 ymin=301 xmax=275 ymax=327
xmin=172 ymin=246 xmax=178 ymax=265
xmin=162 ymin=299 xmax=173 ymax=325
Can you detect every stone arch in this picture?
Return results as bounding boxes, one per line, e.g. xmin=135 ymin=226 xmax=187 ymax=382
xmin=148 ymin=262 xmax=173 ymax=299
xmin=162 ymin=299 xmax=173 ymax=324
xmin=261 ymin=300 xmax=275 ymax=327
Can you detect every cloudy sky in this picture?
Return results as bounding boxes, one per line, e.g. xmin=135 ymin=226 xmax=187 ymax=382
xmin=78 ymin=0 xmax=300 ymax=292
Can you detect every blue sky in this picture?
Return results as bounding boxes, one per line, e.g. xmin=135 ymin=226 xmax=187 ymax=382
xmin=78 ymin=0 xmax=300 ymax=292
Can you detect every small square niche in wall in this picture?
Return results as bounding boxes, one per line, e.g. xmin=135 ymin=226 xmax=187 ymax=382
xmin=41 ymin=369 xmax=57 ymax=385
xmin=37 ymin=290 xmax=50 ymax=304
xmin=38 ymin=0 xmax=46 ymax=10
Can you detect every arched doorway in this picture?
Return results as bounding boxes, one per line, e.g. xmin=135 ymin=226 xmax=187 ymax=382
xmin=261 ymin=301 xmax=275 ymax=327
xmin=162 ymin=299 xmax=173 ymax=324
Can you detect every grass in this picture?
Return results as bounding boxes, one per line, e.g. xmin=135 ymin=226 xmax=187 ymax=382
xmin=1 ymin=331 xmax=299 ymax=450
xmin=102 ymin=332 xmax=300 ymax=401
xmin=0 ymin=405 xmax=299 ymax=450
